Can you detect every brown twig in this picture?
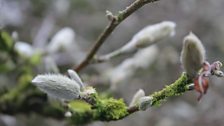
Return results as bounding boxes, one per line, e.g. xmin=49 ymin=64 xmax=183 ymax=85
xmin=127 ymin=106 xmax=139 ymax=114
xmin=74 ymin=0 xmax=159 ymax=72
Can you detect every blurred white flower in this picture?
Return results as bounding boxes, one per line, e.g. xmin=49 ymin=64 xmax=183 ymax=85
xmin=107 ymin=45 xmax=159 ymax=90
xmin=180 ymin=32 xmax=206 ymax=78
xmin=129 ymin=89 xmax=145 ymax=107
xmin=47 ymin=27 xmax=75 ymax=53
xmin=14 ymin=41 xmax=34 ymax=57
xmin=132 ymin=45 xmax=159 ymax=68
xmin=64 ymin=111 xmax=72 ymax=117
xmin=32 ymin=70 xmax=82 ymax=100
xmin=11 ymin=31 xmax=18 ymax=41
xmin=44 ymin=56 xmax=59 ymax=73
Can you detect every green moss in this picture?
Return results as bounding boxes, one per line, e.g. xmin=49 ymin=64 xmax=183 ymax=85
xmin=68 ymin=100 xmax=91 ymax=113
xmin=70 ymin=111 xmax=94 ymax=125
xmin=117 ymin=13 xmax=124 ymax=22
xmin=150 ymin=73 xmax=192 ymax=106
xmin=94 ymin=98 xmax=128 ymax=121
xmin=68 ymin=99 xmax=95 ymax=124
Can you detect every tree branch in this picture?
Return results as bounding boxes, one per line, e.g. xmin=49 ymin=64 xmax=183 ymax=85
xmin=0 ymin=73 xmax=193 ymax=125
xmin=74 ymin=0 xmax=159 ymax=72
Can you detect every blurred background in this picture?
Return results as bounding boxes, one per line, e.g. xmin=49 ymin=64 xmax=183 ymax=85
xmin=0 ymin=0 xmax=224 ymax=126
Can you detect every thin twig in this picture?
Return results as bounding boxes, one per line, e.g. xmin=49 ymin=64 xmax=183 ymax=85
xmin=74 ymin=0 xmax=159 ymax=72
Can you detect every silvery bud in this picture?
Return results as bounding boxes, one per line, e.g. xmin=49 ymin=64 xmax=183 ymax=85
xmin=180 ymin=32 xmax=206 ymax=78
xmin=129 ymin=89 xmax=145 ymax=107
xmin=139 ymin=96 xmax=153 ymax=111
xmin=96 ymin=21 xmax=175 ymax=62
xmin=120 ymin=21 xmax=176 ymax=53
xmin=106 ymin=10 xmax=114 ymax=21
xmin=32 ymin=70 xmax=82 ymax=100
xmin=68 ymin=69 xmax=84 ymax=89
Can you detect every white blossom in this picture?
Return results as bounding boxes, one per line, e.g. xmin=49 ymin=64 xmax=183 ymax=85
xmin=107 ymin=45 xmax=158 ymax=89
xmin=14 ymin=41 xmax=34 ymax=57
xmin=32 ymin=70 xmax=81 ymax=100
xmin=47 ymin=27 xmax=75 ymax=53
xmin=180 ymin=32 xmax=206 ymax=78
xmin=44 ymin=56 xmax=59 ymax=73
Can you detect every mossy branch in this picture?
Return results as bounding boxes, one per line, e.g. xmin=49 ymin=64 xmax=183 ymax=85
xmin=0 ymin=73 xmax=193 ymax=125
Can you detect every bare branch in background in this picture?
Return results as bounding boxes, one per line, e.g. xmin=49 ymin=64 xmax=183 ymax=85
xmin=74 ymin=0 xmax=159 ymax=72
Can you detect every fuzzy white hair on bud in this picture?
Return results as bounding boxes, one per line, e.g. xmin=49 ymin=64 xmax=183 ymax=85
xmin=32 ymin=73 xmax=81 ymax=100
xmin=67 ymin=69 xmax=84 ymax=88
xmin=180 ymin=32 xmax=206 ymax=78
xmin=120 ymin=21 xmax=176 ymax=52
xmin=139 ymin=96 xmax=153 ymax=111
xmin=96 ymin=21 xmax=175 ymax=62
xmin=129 ymin=89 xmax=145 ymax=107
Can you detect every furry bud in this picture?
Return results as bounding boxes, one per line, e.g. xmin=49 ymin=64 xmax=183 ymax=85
xmin=120 ymin=21 xmax=176 ymax=52
xmin=32 ymin=73 xmax=81 ymax=100
xmin=139 ymin=96 xmax=153 ymax=111
xmin=67 ymin=69 xmax=84 ymax=88
xmin=180 ymin=32 xmax=206 ymax=78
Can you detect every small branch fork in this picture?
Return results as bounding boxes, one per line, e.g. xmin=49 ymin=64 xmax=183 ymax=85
xmin=74 ymin=0 xmax=159 ymax=72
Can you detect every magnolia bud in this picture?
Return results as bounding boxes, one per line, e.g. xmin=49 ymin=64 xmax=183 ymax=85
xmin=129 ymin=89 xmax=145 ymax=107
xmin=96 ymin=21 xmax=175 ymax=62
xmin=106 ymin=10 xmax=114 ymax=21
xmin=180 ymin=32 xmax=206 ymax=78
xmin=67 ymin=69 xmax=84 ymax=88
xmin=32 ymin=73 xmax=81 ymax=100
xmin=120 ymin=21 xmax=176 ymax=52
xmin=139 ymin=96 xmax=152 ymax=111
